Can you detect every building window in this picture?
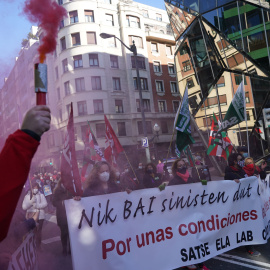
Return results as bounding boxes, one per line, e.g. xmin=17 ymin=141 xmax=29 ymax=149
xmin=75 ymin=77 xmax=85 ymax=92
xmin=245 ymin=92 xmax=250 ymax=103
xmin=93 ymin=100 xmax=104 ymax=113
xmin=110 ymin=55 xmax=119 ymax=68
xmin=81 ymin=125 xmax=88 ymax=142
xmin=126 ymin=15 xmax=140 ymax=28
xmin=235 ymin=75 xmax=247 ymax=85
xmin=115 ymin=100 xmax=124 ymax=113
xmin=204 ymin=94 xmax=227 ymax=108
xmin=187 ymin=78 xmax=194 ymax=88
xmin=59 ymin=109 xmax=62 ymax=122
xmin=161 ymin=120 xmax=168 ymax=134
xmin=89 ymin=53 xmax=99 ymax=66
xmin=59 ymin=19 xmax=64 ymax=29
xmin=108 ymin=37 xmax=116 ymax=47
xmin=142 ymin=9 xmax=149 ymax=18
xmin=173 ymin=101 xmax=180 ymax=112
xmin=136 ymin=99 xmax=151 ymax=112
xmin=69 ymin=11 xmax=78 ymax=24
xmin=156 ymin=13 xmax=162 ymax=21
xmin=117 ymin=122 xmax=126 ymax=136
xmin=158 ymin=101 xmax=166 ymax=112
xmin=151 ymin=43 xmax=158 ymax=52
xmin=77 ymin=101 xmax=87 ymax=116
xmin=166 ymin=45 xmax=173 ymax=56
xmin=62 ymin=58 xmax=68 ymax=73
xmin=91 ymin=76 xmax=102 ymax=90
xmin=105 ymin=14 xmax=114 ymax=26
xmin=156 ymin=81 xmax=164 ymax=92
xmin=87 ymin=32 xmax=96 ymax=44
xmin=58 ymin=0 xmax=63 ymax=4
xmin=168 ymin=63 xmax=175 ymax=74
xmin=85 ymin=10 xmax=94 ymax=22
xmin=182 ymin=60 xmax=191 ymax=72
xmin=55 ymin=67 xmax=59 ymax=79
xmin=134 ymin=77 xmax=148 ymax=90
xmin=217 ymin=76 xmax=225 ymax=88
xmin=171 ymin=82 xmax=178 ymax=93
xmin=66 ymin=104 xmax=71 ymax=114
xmin=137 ymin=121 xmax=153 ymax=135
xmin=153 ymin=61 xmax=161 ymax=73
xmin=73 ymin=55 xmax=83 ymax=68
xmin=104 ymin=0 xmax=111 ymax=4
xmin=96 ymin=123 xmax=105 ymax=138
xmin=129 ymin=35 xmax=143 ymax=48
xmin=60 ymin=37 xmax=66 ymax=51
xmin=71 ymin=33 xmax=80 ymax=46
xmin=57 ymin=87 xmax=61 ymax=101
xmin=113 ymin=77 xmax=121 ymax=91
xmin=64 ymin=81 xmax=70 ymax=96
xmin=131 ymin=56 xmax=145 ymax=69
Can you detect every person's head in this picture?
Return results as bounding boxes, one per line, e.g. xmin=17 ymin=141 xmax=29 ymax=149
xmin=31 ymin=181 xmax=39 ymax=194
xmin=124 ymin=164 xmax=130 ymax=173
xmin=244 ymin=157 xmax=254 ymax=166
xmin=237 ymin=153 xmax=243 ymax=161
xmin=172 ymin=159 xmax=187 ymax=176
xmin=158 ymin=160 xmax=162 ymax=164
xmin=84 ymin=161 xmax=116 ymax=189
xmin=228 ymin=153 xmax=239 ymax=167
xmin=145 ymin=163 xmax=157 ymax=174
xmin=138 ymin=162 xmax=143 ymax=169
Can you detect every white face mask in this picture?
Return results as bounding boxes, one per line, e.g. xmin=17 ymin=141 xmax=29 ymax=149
xmin=138 ymin=166 xmax=142 ymax=169
xmin=115 ymin=172 xmax=120 ymax=178
xmin=99 ymin=172 xmax=110 ymax=182
xmin=33 ymin=188 xmax=38 ymax=194
xmin=125 ymin=169 xmax=129 ymax=173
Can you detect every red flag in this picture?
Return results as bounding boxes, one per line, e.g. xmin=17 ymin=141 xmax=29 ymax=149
xmin=61 ymin=103 xmax=83 ymax=196
xmin=104 ymin=115 xmax=124 ymax=167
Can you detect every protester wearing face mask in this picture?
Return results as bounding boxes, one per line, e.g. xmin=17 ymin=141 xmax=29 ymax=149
xmin=22 ymin=181 xmax=48 ymax=250
xmin=243 ymin=157 xmax=267 ymax=177
xmin=168 ymin=159 xmax=194 ymax=186
xmin=143 ymin=163 xmax=164 ymax=189
xmin=135 ymin=162 xmax=145 ymax=189
xmin=83 ymin=161 xmax=120 ymax=197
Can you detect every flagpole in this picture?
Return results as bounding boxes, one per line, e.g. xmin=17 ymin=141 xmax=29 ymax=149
xmin=123 ymin=150 xmax=139 ymax=184
xmin=187 ymin=145 xmax=202 ymax=181
xmin=242 ymin=76 xmax=250 ymax=156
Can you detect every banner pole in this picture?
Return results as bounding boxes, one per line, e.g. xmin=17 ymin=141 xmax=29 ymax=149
xmin=165 ymin=128 xmax=176 ymax=166
xmin=242 ymin=76 xmax=250 ymax=157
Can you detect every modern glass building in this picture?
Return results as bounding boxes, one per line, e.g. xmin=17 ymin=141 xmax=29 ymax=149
xmin=165 ymin=0 xmax=270 ymax=160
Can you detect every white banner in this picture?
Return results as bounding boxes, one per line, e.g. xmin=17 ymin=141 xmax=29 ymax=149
xmin=8 ymin=232 xmax=38 ymax=270
xmin=65 ymin=176 xmax=270 ymax=270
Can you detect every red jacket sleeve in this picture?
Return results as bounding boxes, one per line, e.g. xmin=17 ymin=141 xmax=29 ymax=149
xmin=0 ymin=130 xmax=39 ymax=241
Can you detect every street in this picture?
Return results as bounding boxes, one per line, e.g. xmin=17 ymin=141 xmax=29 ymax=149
xmin=39 ymin=210 xmax=270 ymax=270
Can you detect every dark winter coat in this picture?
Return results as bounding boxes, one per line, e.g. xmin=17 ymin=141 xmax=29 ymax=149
xmin=224 ymin=166 xmax=246 ymax=180
xmin=143 ymin=173 xmax=163 ymax=188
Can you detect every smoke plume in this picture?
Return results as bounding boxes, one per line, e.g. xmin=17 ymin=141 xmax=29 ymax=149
xmin=23 ymin=0 xmax=66 ymax=63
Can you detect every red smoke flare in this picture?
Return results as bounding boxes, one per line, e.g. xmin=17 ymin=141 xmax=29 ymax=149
xmin=23 ymin=0 xmax=67 ymax=63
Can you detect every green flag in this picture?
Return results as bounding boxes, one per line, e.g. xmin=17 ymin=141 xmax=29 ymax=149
xmin=217 ymin=81 xmax=246 ymax=134
xmin=174 ymin=86 xmax=195 ymax=155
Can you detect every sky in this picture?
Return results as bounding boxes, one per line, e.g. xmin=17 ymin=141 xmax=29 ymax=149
xmin=0 ymin=0 xmax=166 ymax=89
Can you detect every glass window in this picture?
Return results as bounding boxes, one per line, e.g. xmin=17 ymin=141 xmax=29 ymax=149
xmin=71 ymin=33 xmax=80 ymax=46
xmin=113 ymin=78 xmax=121 ymax=90
xmin=171 ymin=82 xmax=178 ymax=93
xmin=77 ymin=101 xmax=87 ymax=116
xmin=117 ymin=122 xmax=126 ymax=136
xmin=142 ymin=9 xmax=149 ymax=18
xmin=156 ymin=81 xmax=164 ymax=92
xmin=73 ymin=55 xmax=83 ymax=68
xmin=129 ymin=35 xmax=143 ymax=48
xmin=156 ymin=13 xmax=162 ymax=21
xmin=137 ymin=121 xmax=153 ymax=135
xmin=110 ymin=55 xmax=119 ymax=68
xmin=91 ymin=76 xmax=102 ymax=90
xmin=58 ymin=0 xmax=63 ymax=4
xmin=60 ymin=37 xmax=66 ymax=51
xmin=96 ymin=123 xmax=105 ymax=138
xmin=182 ymin=60 xmax=191 ymax=72
xmin=66 ymin=104 xmax=71 ymax=114
xmin=173 ymin=100 xmax=180 ymax=112
xmin=105 ymin=14 xmax=114 ymax=26
xmin=166 ymin=45 xmax=173 ymax=56
xmin=131 ymin=56 xmax=145 ymax=69
xmin=136 ymin=99 xmax=151 ymax=112
xmin=235 ymin=75 xmax=247 ymax=85
xmin=64 ymin=81 xmax=70 ymax=96
xmin=245 ymin=92 xmax=250 ymax=103
xmin=217 ymin=76 xmax=225 ymax=88
xmin=85 ymin=10 xmax=94 ymax=22
xmin=115 ymin=100 xmax=124 ymax=113
xmin=93 ymin=100 xmax=104 ymax=113
xmin=187 ymin=78 xmax=195 ymax=88
xmin=158 ymin=101 xmax=166 ymax=112
xmin=59 ymin=19 xmax=64 ymax=29
xmin=55 ymin=67 xmax=59 ymax=79
xmin=103 ymin=0 xmax=111 ymax=4
xmin=133 ymin=77 xmax=148 ymax=90
xmin=168 ymin=63 xmax=175 ymax=74
xmin=151 ymin=43 xmax=158 ymax=52
xmin=153 ymin=61 xmax=161 ymax=72
xmin=81 ymin=125 xmax=88 ymax=142
xmin=126 ymin=15 xmax=140 ymax=28
xmin=87 ymin=32 xmax=96 ymax=44
xmin=161 ymin=120 xmax=168 ymax=133
xmin=69 ymin=11 xmax=78 ymax=24
xmin=89 ymin=53 xmax=99 ymax=66
xmin=108 ymin=37 xmax=116 ymax=47
xmin=75 ymin=77 xmax=85 ymax=92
